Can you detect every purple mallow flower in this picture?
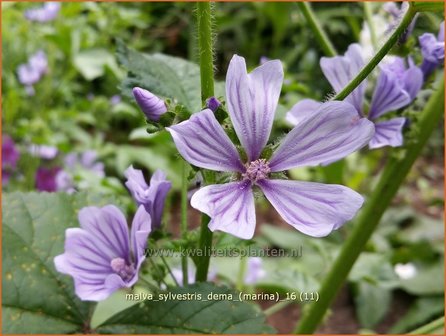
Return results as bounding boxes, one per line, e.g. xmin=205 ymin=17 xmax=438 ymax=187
xmin=125 ymin=166 xmax=172 ymax=229
xmin=54 ymin=205 xmax=151 ymax=301
xmin=2 ymin=135 xmax=20 ymax=184
xmin=167 ymin=55 xmax=374 ymax=239
xmin=17 ymin=50 xmax=48 ymax=95
xmin=244 ymin=257 xmax=266 ymax=285
xmin=288 ymin=44 xmax=422 ymax=150
xmin=419 ymin=22 xmax=445 ymax=78
xmin=28 ymin=144 xmax=58 ymax=159
xmin=36 ymin=166 xmax=61 ymax=192
xmin=25 ymin=2 xmax=60 ymax=22
xmin=132 ymin=87 xmax=167 ymax=121
xmin=206 ymin=97 xmax=221 ymax=112
xmin=383 ymin=2 xmax=418 ymax=44
xmin=56 ymin=150 xmax=105 ymax=193
xmin=65 ymin=150 xmax=105 ymax=178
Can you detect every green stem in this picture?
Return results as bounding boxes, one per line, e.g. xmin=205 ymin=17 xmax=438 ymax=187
xmin=195 ymin=1 xmax=216 ymax=283
xmin=409 ymin=316 xmax=444 ymax=334
xmin=297 ymin=2 xmax=337 ymax=57
xmin=197 ymin=1 xmax=215 ymax=104
xmin=334 ymin=4 xmax=416 ymax=101
xmin=264 ymin=300 xmax=293 ymax=317
xmin=236 ymin=256 xmax=248 ymax=291
xmin=363 ymin=2 xmax=378 ymax=50
xmin=294 ymin=78 xmax=445 ymax=334
xmin=160 ymin=255 xmax=180 ymax=287
xmin=181 ymin=161 xmax=189 ymax=286
xmin=195 ymin=208 xmax=213 ymax=282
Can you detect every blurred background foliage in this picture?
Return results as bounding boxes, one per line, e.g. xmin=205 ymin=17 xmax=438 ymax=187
xmin=2 ymin=2 xmax=444 ymax=333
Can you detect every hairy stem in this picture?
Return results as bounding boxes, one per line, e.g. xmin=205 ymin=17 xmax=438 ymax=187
xmin=334 ymin=4 xmax=416 ymax=101
xmin=181 ymin=161 xmax=188 ymax=286
xmin=197 ymin=1 xmax=215 ymax=104
xmin=297 ymin=2 xmax=337 ymax=57
xmin=195 ymin=1 xmax=216 ymax=283
xmin=295 ymin=78 xmax=444 ymax=334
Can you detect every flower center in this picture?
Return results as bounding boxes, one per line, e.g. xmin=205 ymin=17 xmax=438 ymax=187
xmin=110 ymin=257 xmax=135 ymax=281
xmin=242 ymin=159 xmax=271 ymax=183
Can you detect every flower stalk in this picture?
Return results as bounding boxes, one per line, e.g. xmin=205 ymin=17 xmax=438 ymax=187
xmin=197 ymin=1 xmax=215 ymax=104
xmin=180 ymin=161 xmax=189 ymax=286
xmin=195 ymin=1 xmax=215 ymax=282
xmin=297 ymin=2 xmax=337 ymax=57
xmin=334 ymin=3 xmax=417 ymax=101
xmin=294 ymin=78 xmax=444 ymax=334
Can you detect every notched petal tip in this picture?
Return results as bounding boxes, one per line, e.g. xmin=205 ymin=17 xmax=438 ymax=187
xmin=226 ymin=54 xmax=283 ymax=161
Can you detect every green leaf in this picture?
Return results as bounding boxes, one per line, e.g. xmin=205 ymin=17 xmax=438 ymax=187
xmin=73 ymin=48 xmax=122 ymax=80
xmin=349 ymin=253 xmax=399 ymax=289
xmin=400 ymin=261 xmax=444 ymax=295
xmin=95 ymin=282 xmax=275 ymax=334
xmin=117 ymin=41 xmax=225 ymax=112
xmin=353 ymin=282 xmax=391 ymax=329
xmin=390 ymin=296 xmax=444 ymax=333
xmin=2 ymin=192 xmax=118 ymax=333
xmin=412 ymin=2 xmax=444 ymax=12
xmin=117 ymin=42 xmax=201 ymax=111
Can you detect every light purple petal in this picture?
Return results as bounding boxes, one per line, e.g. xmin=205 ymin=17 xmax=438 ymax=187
xmin=17 ymin=63 xmax=40 ymax=85
xmin=28 ymin=144 xmax=58 ymax=159
xmin=167 ymin=109 xmax=244 ymax=172
xmin=29 ymin=50 xmax=48 ymax=75
xmin=419 ymin=33 xmax=445 ymax=63
xmin=191 ymin=181 xmax=256 ymax=240
xmin=226 ymin=54 xmax=284 ymax=161
xmin=368 ymin=70 xmax=411 ymax=120
xmin=55 ymin=228 xmax=113 ymax=275
xmin=55 ymin=170 xmax=74 ymax=193
xmin=402 ymin=65 xmax=423 ymax=101
xmin=78 ymin=206 xmax=131 ymax=262
xmin=258 ymin=179 xmax=364 ymax=237
xmin=369 ymin=117 xmax=406 ymax=149
xmin=80 ymin=150 xmax=98 ymax=167
xmin=124 ymin=165 xmax=149 ymax=199
xmin=24 ymin=2 xmax=60 ymax=22
xmin=438 ymin=21 xmax=444 ymax=42
xmin=147 ymin=170 xmax=171 ymax=228
xmin=132 ymin=87 xmax=167 ymax=121
xmin=245 ymin=257 xmax=266 ymax=285
xmin=104 ymin=273 xmax=128 ymax=291
xmin=320 ymin=44 xmax=366 ymax=113
xmin=131 ymin=205 xmax=152 ymax=267
xmin=269 ymin=101 xmax=375 ymax=172
xmin=64 ymin=153 xmax=78 ymax=169
xmin=125 ymin=166 xmax=171 ymax=229
xmin=285 ymin=99 xmax=322 ymax=126
xmin=72 ymin=277 xmax=115 ymax=302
